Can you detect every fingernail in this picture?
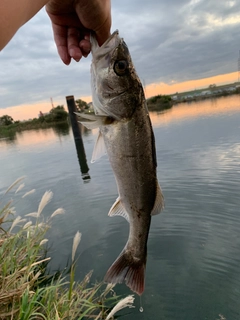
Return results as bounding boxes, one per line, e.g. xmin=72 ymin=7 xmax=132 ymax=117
xmin=69 ymin=48 xmax=75 ymax=57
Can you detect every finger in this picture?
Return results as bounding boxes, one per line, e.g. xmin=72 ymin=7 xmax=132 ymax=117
xmin=79 ymin=39 xmax=91 ymax=58
xmin=67 ymin=27 xmax=83 ymax=62
xmin=84 ymin=34 xmax=90 ymax=42
xmin=51 ymin=23 xmax=71 ymax=65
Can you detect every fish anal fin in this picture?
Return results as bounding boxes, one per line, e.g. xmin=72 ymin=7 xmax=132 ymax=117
xmin=108 ymin=197 xmax=130 ymax=223
xmin=104 ymin=248 xmax=146 ymax=295
xmin=91 ymin=131 xmax=106 ymax=163
xmin=151 ymin=182 xmax=164 ymax=216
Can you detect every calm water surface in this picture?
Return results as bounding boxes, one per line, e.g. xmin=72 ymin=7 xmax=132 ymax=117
xmin=1 ymin=95 xmax=240 ymax=320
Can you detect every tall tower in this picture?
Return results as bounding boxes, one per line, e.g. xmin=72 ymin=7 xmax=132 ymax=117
xmin=50 ymin=97 xmax=54 ymax=109
xmin=238 ymin=50 xmax=240 ymax=83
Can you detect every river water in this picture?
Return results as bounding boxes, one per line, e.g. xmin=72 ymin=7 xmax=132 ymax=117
xmin=1 ymin=95 xmax=240 ymax=319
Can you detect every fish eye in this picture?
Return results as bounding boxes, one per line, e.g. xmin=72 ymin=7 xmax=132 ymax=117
xmin=114 ymin=60 xmax=128 ymax=76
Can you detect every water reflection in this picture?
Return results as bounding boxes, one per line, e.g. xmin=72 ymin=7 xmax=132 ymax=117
xmin=1 ymin=130 xmax=17 ymax=142
xmin=1 ymin=95 xmax=240 ymax=320
xmin=52 ymin=122 xmax=70 ymax=136
xmin=0 ymin=124 xmax=71 ymax=149
xmin=81 ymin=125 xmax=92 ymax=137
xmin=150 ymin=94 xmax=240 ymax=127
xmin=74 ymin=138 xmax=90 ymax=181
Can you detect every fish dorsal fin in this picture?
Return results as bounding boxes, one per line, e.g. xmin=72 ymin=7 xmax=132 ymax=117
xmin=108 ymin=197 xmax=130 ymax=223
xmin=151 ymin=182 xmax=164 ymax=216
xmin=91 ymin=131 xmax=106 ymax=163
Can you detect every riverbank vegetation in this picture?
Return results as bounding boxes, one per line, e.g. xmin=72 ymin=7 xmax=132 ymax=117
xmin=147 ymin=94 xmax=173 ymax=111
xmin=171 ymin=82 xmax=240 ymax=103
xmin=0 ymin=106 xmax=69 ymax=138
xmin=0 ymin=178 xmax=134 ymax=319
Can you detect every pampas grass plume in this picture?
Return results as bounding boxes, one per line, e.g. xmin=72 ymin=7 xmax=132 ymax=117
xmin=4 ymin=176 xmax=25 ymax=195
xmin=72 ymin=231 xmax=81 ymax=262
xmin=15 ymin=183 xmax=25 ymax=194
xmin=105 ymin=295 xmax=135 ymax=320
xmin=25 ymin=212 xmax=38 ymax=218
xmin=9 ymin=216 xmax=26 ymax=232
xmin=22 ymin=189 xmax=36 ymax=198
xmin=40 ymin=239 xmax=49 ymax=246
xmin=23 ymin=221 xmax=32 ymax=229
xmin=51 ymin=208 xmax=65 ymax=218
xmin=37 ymin=191 xmax=53 ymax=217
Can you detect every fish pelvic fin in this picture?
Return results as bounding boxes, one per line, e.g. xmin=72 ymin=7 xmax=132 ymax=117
xmin=151 ymin=181 xmax=164 ymax=216
xmin=104 ymin=247 xmax=146 ymax=295
xmin=108 ymin=197 xmax=130 ymax=223
xmin=91 ymin=131 xmax=106 ymax=163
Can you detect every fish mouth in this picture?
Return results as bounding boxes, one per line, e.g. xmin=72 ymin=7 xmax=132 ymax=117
xmin=101 ymin=30 xmax=119 ymax=48
xmin=91 ymin=30 xmax=121 ymax=59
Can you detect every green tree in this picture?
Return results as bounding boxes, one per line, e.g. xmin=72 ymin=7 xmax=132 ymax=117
xmin=75 ymin=99 xmax=88 ymax=112
xmin=0 ymin=115 xmax=14 ymax=126
xmin=209 ymin=84 xmax=216 ymax=90
xmin=148 ymin=94 xmax=172 ymax=104
xmin=48 ymin=105 xmax=68 ymax=122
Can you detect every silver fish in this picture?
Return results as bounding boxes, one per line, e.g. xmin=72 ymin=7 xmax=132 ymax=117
xmin=77 ymin=30 xmax=164 ymax=295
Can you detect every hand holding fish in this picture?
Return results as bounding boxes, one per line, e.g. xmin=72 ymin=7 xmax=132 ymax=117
xmin=46 ymin=0 xmax=111 ymax=64
xmin=0 ymin=0 xmax=111 ymax=60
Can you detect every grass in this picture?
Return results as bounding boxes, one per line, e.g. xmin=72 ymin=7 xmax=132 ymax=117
xmin=0 ymin=178 xmax=135 ymax=319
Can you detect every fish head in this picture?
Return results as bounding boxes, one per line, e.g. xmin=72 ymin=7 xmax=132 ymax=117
xmin=91 ymin=30 xmax=143 ymax=120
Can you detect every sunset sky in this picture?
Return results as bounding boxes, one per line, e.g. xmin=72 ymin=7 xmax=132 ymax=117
xmin=1 ymin=0 xmax=240 ymax=121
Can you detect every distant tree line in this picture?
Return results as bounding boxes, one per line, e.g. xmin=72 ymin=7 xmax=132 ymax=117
xmin=0 ymin=115 xmax=14 ymax=126
xmin=0 ymin=106 xmax=68 ymax=128
xmin=148 ymin=94 xmax=172 ymax=104
xmin=75 ymin=99 xmax=90 ymax=112
xmin=39 ymin=105 xmax=68 ymax=122
xmin=147 ymin=94 xmax=173 ymax=111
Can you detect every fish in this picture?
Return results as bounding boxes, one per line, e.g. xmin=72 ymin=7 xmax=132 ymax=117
xmin=77 ymin=30 xmax=164 ymax=295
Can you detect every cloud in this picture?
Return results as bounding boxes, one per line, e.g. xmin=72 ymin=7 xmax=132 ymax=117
xmin=1 ymin=0 xmax=240 ymax=111
xmin=111 ymin=0 xmax=240 ymax=84
xmin=0 ymin=9 xmax=91 ymax=109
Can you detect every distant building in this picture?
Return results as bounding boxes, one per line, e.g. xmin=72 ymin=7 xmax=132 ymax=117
xmin=201 ymin=90 xmax=211 ymax=96
xmin=226 ymin=87 xmax=236 ymax=92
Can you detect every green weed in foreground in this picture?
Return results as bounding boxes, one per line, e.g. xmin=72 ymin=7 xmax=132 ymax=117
xmin=0 ymin=178 xmax=135 ymax=319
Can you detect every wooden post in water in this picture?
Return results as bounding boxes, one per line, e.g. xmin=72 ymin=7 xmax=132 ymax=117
xmin=66 ymin=95 xmax=90 ymax=180
xmin=66 ymin=95 xmax=81 ymax=140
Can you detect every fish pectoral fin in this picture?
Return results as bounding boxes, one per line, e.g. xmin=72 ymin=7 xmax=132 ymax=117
xmin=108 ymin=197 xmax=130 ymax=223
xmin=91 ymin=131 xmax=106 ymax=163
xmin=75 ymin=112 xmax=107 ymax=130
xmin=78 ymin=120 xmax=99 ymax=130
xmin=75 ymin=112 xmax=99 ymax=121
xmin=151 ymin=182 xmax=164 ymax=216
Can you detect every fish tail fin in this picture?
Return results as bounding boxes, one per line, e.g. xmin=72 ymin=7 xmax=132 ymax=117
xmin=104 ymin=247 xmax=146 ymax=295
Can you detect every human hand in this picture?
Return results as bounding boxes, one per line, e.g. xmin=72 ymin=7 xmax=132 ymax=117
xmin=46 ymin=0 xmax=111 ymax=65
